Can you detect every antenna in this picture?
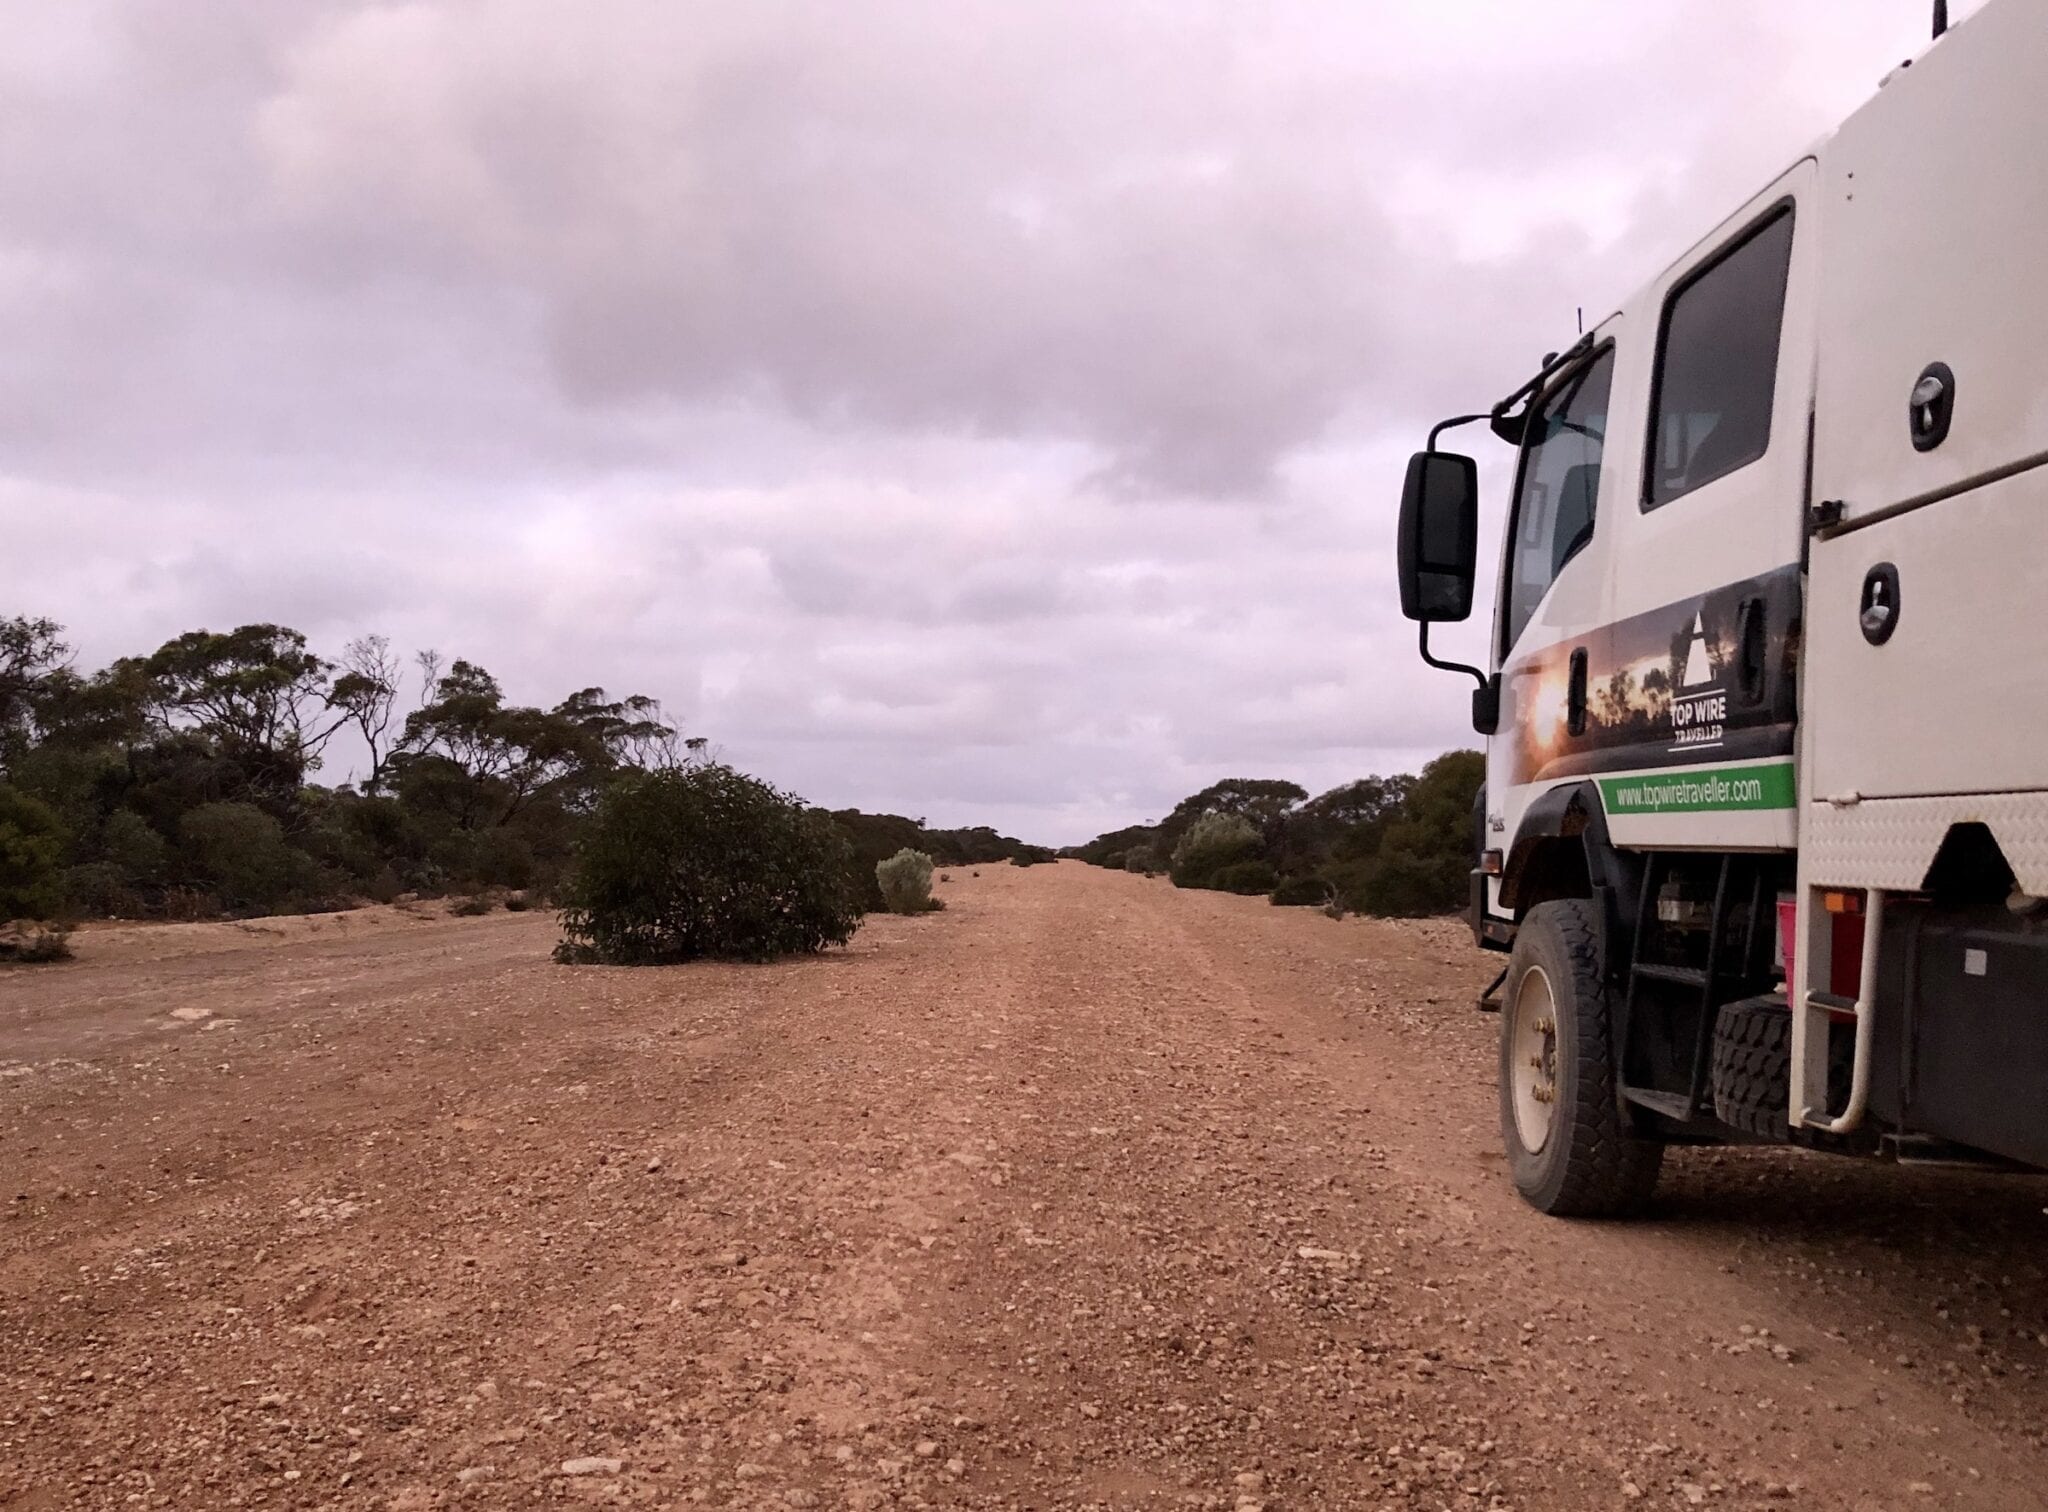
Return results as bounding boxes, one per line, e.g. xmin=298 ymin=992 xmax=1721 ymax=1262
xmin=1933 ymin=0 xmax=1948 ymax=38
xmin=1576 ymin=306 xmax=1584 ymax=336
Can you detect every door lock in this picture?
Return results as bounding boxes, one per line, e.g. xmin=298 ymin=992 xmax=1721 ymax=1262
xmin=1860 ymin=562 xmax=1901 ymax=645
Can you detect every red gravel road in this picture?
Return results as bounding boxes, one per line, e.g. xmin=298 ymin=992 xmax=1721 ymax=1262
xmin=5 ymin=864 xmax=2048 ymax=1511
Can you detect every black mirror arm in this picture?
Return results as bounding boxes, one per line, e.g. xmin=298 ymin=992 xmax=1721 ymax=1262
xmin=1418 ymin=621 xmax=1488 ymax=690
xmin=1426 ymin=412 xmax=1492 ymax=452
xmin=1487 ymin=331 xmax=1599 ymax=446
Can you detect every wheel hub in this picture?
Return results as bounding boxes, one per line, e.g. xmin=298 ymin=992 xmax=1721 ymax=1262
xmin=1510 ymin=966 xmax=1560 ymax=1152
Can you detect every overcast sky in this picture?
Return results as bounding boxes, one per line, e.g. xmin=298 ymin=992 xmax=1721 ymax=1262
xmin=3 ymin=1 xmax=1976 ymax=842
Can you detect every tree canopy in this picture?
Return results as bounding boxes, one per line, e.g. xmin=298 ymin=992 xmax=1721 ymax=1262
xmin=1069 ymin=753 xmax=1482 ymax=918
xmin=0 ymin=611 xmax=1042 ymax=926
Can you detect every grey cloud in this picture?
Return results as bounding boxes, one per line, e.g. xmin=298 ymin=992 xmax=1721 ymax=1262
xmin=2 ymin=0 xmax=1980 ymax=840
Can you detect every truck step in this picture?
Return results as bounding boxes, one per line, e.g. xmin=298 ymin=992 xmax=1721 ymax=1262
xmin=1631 ymin=962 xmax=1710 ymax=988
xmin=1621 ymin=1086 xmax=1697 ymax=1121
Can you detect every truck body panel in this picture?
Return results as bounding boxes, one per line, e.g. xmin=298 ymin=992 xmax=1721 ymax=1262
xmin=1812 ymin=0 xmax=2048 ymax=527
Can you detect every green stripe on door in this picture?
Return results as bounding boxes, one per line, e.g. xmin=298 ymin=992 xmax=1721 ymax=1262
xmin=1597 ymin=762 xmax=1796 ymax=815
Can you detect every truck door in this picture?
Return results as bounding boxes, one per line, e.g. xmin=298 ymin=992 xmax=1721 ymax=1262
xmin=1515 ymin=162 xmax=1818 ymax=857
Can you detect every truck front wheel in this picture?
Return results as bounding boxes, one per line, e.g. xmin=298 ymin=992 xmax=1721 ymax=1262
xmin=1500 ymin=899 xmax=1663 ymax=1216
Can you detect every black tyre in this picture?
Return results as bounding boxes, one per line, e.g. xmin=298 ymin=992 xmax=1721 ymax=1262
xmin=1500 ymin=899 xmax=1664 ymax=1216
xmin=1712 ymin=995 xmax=1853 ymax=1141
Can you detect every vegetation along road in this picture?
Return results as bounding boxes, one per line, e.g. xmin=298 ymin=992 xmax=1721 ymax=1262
xmin=6 ymin=864 xmax=2048 ymax=1510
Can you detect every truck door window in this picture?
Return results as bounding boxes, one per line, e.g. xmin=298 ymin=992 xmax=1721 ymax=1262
xmin=1644 ymin=207 xmax=1794 ymax=509
xmin=1502 ymin=346 xmax=1615 ymax=653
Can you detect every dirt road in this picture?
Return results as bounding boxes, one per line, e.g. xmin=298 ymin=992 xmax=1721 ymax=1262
xmin=6 ymin=866 xmax=2048 ymax=1510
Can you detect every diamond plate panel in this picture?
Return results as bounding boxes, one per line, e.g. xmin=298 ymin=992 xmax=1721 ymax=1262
xmin=1804 ymin=792 xmax=2048 ymax=893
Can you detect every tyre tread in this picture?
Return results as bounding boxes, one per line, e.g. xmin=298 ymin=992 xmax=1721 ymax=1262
xmin=1712 ymin=997 xmax=1854 ymax=1141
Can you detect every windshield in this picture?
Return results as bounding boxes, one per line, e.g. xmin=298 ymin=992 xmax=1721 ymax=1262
xmin=1501 ymin=346 xmax=1615 ymax=654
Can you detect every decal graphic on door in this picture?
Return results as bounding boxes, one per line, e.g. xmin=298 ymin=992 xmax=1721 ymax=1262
xmin=1670 ymin=613 xmax=1729 ymax=753
xmin=1502 ymin=565 xmax=1800 ymax=787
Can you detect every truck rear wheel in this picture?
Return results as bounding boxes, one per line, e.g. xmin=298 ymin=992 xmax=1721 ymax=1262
xmin=1712 ymin=995 xmax=1854 ymax=1142
xmin=1500 ymin=899 xmax=1663 ymax=1216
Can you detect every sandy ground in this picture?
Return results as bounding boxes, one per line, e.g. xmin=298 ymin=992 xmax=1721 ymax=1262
xmin=6 ymin=865 xmax=2048 ymax=1512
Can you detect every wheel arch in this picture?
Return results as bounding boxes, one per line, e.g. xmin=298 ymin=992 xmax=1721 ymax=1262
xmin=1499 ymin=781 xmax=1632 ymax=919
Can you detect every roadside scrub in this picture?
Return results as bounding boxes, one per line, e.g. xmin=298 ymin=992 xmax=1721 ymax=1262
xmin=554 ymin=765 xmax=861 ymax=965
xmin=876 ymin=849 xmax=945 ymax=914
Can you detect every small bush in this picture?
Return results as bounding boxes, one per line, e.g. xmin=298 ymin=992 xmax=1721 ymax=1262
xmin=1209 ymin=859 xmax=1278 ymax=896
xmin=101 ymin=810 xmax=169 ymax=884
xmin=472 ymin=828 xmax=537 ymax=889
xmin=1169 ymin=812 xmax=1259 ymax=889
xmin=451 ymin=894 xmax=496 ymax=917
xmin=159 ymin=887 xmax=222 ymax=922
xmin=1123 ymin=845 xmax=1163 ymax=876
xmin=363 ymin=866 xmax=404 ymax=905
xmin=63 ymin=861 xmax=141 ymax=918
xmin=287 ymin=859 xmax=356 ymax=915
xmin=555 ymin=765 xmax=861 ymax=965
xmin=876 ymin=848 xmax=939 ymax=914
xmin=1268 ymin=875 xmax=1332 ymax=908
xmin=0 ymin=784 xmax=68 ymax=921
xmin=1010 ymin=848 xmax=1057 ymax=867
xmin=0 ymin=920 xmax=72 ymax=963
xmin=1100 ymin=850 xmax=1127 ymax=871
xmin=182 ymin=801 xmax=295 ymax=911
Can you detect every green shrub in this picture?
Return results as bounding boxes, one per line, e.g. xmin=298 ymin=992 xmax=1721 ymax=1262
xmin=1010 ymin=848 xmax=1057 ymax=867
xmin=0 ymin=784 xmax=69 ymax=921
xmin=1070 ymin=822 xmax=1163 ymax=867
xmin=472 ymin=827 xmax=537 ymax=889
xmin=555 ymin=765 xmax=861 ymax=965
xmin=1268 ymin=875 xmax=1332 ymax=907
xmin=876 ymin=848 xmax=939 ymax=914
xmin=1123 ymin=845 xmax=1163 ymax=876
xmin=1335 ymin=751 xmax=1484 ymax=917
xmin=288 ymin=857 xmax=357 ymax=914
xmin=181 ymin=801 xmax=296 ymax=911
xmin=63 ymin=861 xmax=139 ymax=918
xmin=159 ymin=887 xmax=221 ymax=922
xmin=399 ymin=860 xmax=451 ymax=898
xmin=1209 ymin=858 xmax=1278 ymax=896
xmin=829 ymin=810 xmax=930 ymax=911
xmin=101 ymin=810 xmax=169 ymax=884
xmin=1169 ymin=812 xmax=1259 ymax=889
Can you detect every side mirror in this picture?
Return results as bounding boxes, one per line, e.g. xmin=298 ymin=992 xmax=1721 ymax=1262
xmin=1396 ymin=451 xmax=1479 ymax=622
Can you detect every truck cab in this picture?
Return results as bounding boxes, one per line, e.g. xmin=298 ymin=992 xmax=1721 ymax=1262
xmin=1397 ymin=0 xmax=2048 ymax=1214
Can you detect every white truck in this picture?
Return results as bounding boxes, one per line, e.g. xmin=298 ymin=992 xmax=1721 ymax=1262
xmin=1397 ymin=0 xmax=2048 ymax=1215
